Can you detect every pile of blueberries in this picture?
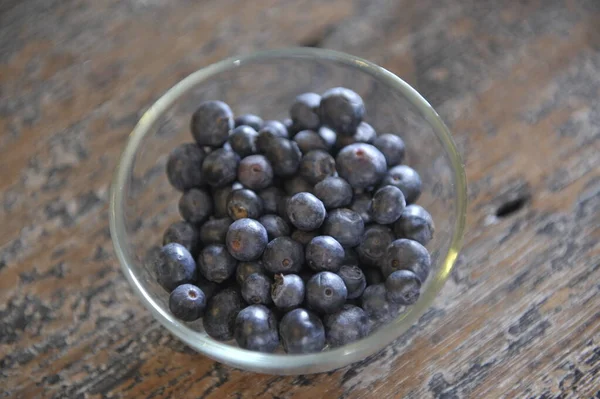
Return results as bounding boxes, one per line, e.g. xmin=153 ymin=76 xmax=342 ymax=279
xmin=154 ymin=87 xmax=434 ymax=354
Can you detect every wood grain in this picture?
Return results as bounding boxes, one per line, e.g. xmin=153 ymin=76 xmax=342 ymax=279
xmin=1 ymin=0 xmax=599 ymax=398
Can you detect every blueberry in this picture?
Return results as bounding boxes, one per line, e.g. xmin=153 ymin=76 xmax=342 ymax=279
xmin=370 ymin=185 xmax=406 ymax=224
xmin=229 ymin=125 xmax=258 ymax=157
xmin=381 ymin=165 xmax=422 ymax=204
xmin=163 ymin=221 xmax=200 ymax=256
xmin=169 ymin=284 xmax=206 ymax=321
xmin=198 ymin=244 xmax=237 ymax=283
xmin=294 ymin=130 xmax=331 ymax=153
xmin=306 ymin=236 xmax=345 ymax=272
xmin=290 ymin=229 xmax=320 ymax=246
xmin=203 ymin=287 xmax=244 ymax=341
xmin=287 ymin=192 xmax=326 ymax=231
xmin=337 ymin=265 xmax=366 ymax=299
xmin=349 ymin=193 xmax=372 ymax=224
xmin=290 ymin=92 xmax=321 ymax=130
xmin=258 ymin=186 xmax=284 ymax=214
xmin=341 ymin=247 xmax=359 ymax=267
xmin=154 ymin=243 xmax=197 ymax=292
xmin=284 ymin=176 xmax=313 ymax=196
xmin=271 ymin=274 xmax=305 ymax=310
xmin=202 ymin=148 xmax=240 ymax=187
xmin=212 ymin=185 xmax=235 ymax=217
xmin=262 ymin=237 xmax=304 ymax=274
xmin=241 ymin=272 xmax=273 ymax=305
xmin=263 ymin=137 xmax=302 ymax=177
xmin=235 ymin=114 xmax=264 ymax=131
xmin=336 ymin=143 xmax=387 ymax=189
xmin=393 ymin=204 xmax=435 ymax=246
xmin=319 ymin=87 xmax=365 ymax=135
xmin=277 ymin=195 xmax=291 ymax=223
xmin=318 ymin=126 xmax=337 ymax=148
xmin=226 ymin=218 xmax=268 ymax=261
xmin=259 ymin=214 xmax=290 ymax=240
xmin=237 ymin=155 xmax=274 ymax=191
xmin=234 ymin=304 xmax=279 ymax=352
xmin=306 ymin=271 xmax=347 ymax=314
xmin=382 ymin=239 xmax=431 ymax=281
xmin=322 ymin=208 xmax=364 ymax=247
xmin=236 ymin=261 xmax=266 ymax=286
xmin=196 ymin=276 xmax=220 ymax=300
xmin=166 ymin=143 xmax=206 ymax=191
xmin=262 ymin=120 xmax=289 ymax=138
xmin=323 ymin=304 xmax=370 ymax=347
xmin=363 ymin=267 xmax=384 ymax=285
xmin=356 ymin=225 xmax=395 ymax=267
xmin=279 ymin=308 xmax=325 ymax=353
xmin=314 ymin=176 xmax=353 ymax=209
xmin=226 ymin=188 xmax=264 ymax=220
xmin=335 ymin=121 xmax=376 ymax=148
xmin=373 ymin=133 xmax=405 ymax=167
xmin=385 ymin=269 xmax=421 ymax=305
xmin=360 ymin=283 xmax=400 ymax=323
xmin=191 ymin=101 xmax=234 ymax=147
xmin=199 ymin=217 xmax=232 ymax=245
xmin=178 ymin=188 xmax=213 ymax=225
xmin=299 ymin=150 xmax=336 ymax=185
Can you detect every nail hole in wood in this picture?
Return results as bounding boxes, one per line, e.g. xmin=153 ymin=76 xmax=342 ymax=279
xmin=496 ymin=196 xmax=529 ymax=218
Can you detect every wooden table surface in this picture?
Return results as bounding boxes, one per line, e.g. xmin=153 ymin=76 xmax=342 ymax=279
xmin=2 ymin=0 xmax=599 ymax=397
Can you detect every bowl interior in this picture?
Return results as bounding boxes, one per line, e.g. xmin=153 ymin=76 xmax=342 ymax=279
xmin=110 ymin=48 xmax=466 ymax=374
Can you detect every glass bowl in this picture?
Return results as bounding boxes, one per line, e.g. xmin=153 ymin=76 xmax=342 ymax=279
xmin=109 ymin=47 xmax=467 ymax=375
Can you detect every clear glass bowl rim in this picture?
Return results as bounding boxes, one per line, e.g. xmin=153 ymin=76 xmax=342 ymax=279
xmin=109 ymin=47 xmax=467 ymax=374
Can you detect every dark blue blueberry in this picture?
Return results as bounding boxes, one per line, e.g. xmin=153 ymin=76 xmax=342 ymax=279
xmin=350 ymin=193 xmax=372 ymax=224
xmin=373 ymin=133 xmax=405 ymax=167
xmin=236 ymin=261 xmax=266 ymax=286
xmin=241 ymin=273 xmax=273 ymax=305
xmin=382 ymin=239 xmax=431 ymax=281
xmin=306 ymin=236 xmax=345 ymax=272
xmin=199 ymin=217 xmax=232 ymax=245
xmin=258 ymin=186 xmax=284 ymax=214
xmin=360 ymin=283 xmax=400 ymax=323
xmin=287 ymin=192 xmax=326 ymax=231
xmin=202 ymin=148 xmax=240 ymax=187
xmin=341 ymin=247 xmax=359 ymax=267
xmin=385 ymin=269 xmax=421 ymax=305
xmin=335 ymin=121 xmax=376 ymax=148
xmin=318 ymin=126 xmax=337 ymax=148
xmin=393 ymin=204 xmax=435 ymax=246
xmin=337 ymin=265 xmax=366 ymax=299
xmin=234 ymin=304 xmax=279 ymax=352
xmin=323 ymin=304 xmax=370 ymax=347
xmin=166 ymin=143 xmax=206 ymax=191
xmin=336 ymin=143 xmax=387 ymax=189
xmin=178 ymin=188 xmax=213 ymax=225
xmin=356 ymin=225 xmax=395 ymax=267
xmin=279 ymin=308 xmax=326 ymax=354
xmin=299 ymin=150 xmax=336 ymax=185
xmin=262 ymin=237 xmax=304 ymax=274
xmin=381 ymin=165 xmax=422 ymax=204
xmin=293 ymin=130 xmax=331 ymax=153
xmin=284 ymin=176 xmax=314 ymax=196
xmin=198 ymin=244 xmax=237 ymax=283
xmin=235 ymin=114 xmax=264 ymax=131
xmin=196 ymin=276 xmax=220 ymax=300
xmin=277 ymin=195 xmax=291 ymax=224
xmin=212 ymin=185 xmax=235 ymax=217
xmin=313 ymin=176 xmax=353 ymax=210
xmin=271 ymin=274 xmax=305 ymax=310
xmin=226 ymin=218 xmax=268 ymax=261
xmin=290 ymin=92 xmax=321 ymax=130
xmin=262 ymin=120 xmax=289 ymax=138
xmin=163 ymin=221 xmax=200 ymax=257
xmin=229 ymin=125 xmax=258 ymax=157
xmin=226 ymin=188 xmax=264 ymax=220
xmin=306 ymin=271 xmax=347 ymax=314
xmin=259 ymin=214 xmax=290 ymax=240
xmin=169 ymin=284 xmax=206 ymax=321
xmin=322 ymin=208 xmax=364 ymax=247
xmin=319 ymin=87 xmax=365 ymax=136
xmin=263 ymin=137 xmax=302 ymax=177
xmin=370 ymin=185 xmax=406 ymax=224
xmin=191 ymin=101 xmax=234 ymax=147
xmin=363 ymin=267 xmax=384 ymax=285
xmin=154 ymin=243 xmax=197 ymax=292
xmin=290 ymin=229 xmax=320 ymax=246
xmin=203 ymin=287 xmax=244 ymax=341
xmin=237 ymin=155 xmax=273 ymax=191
